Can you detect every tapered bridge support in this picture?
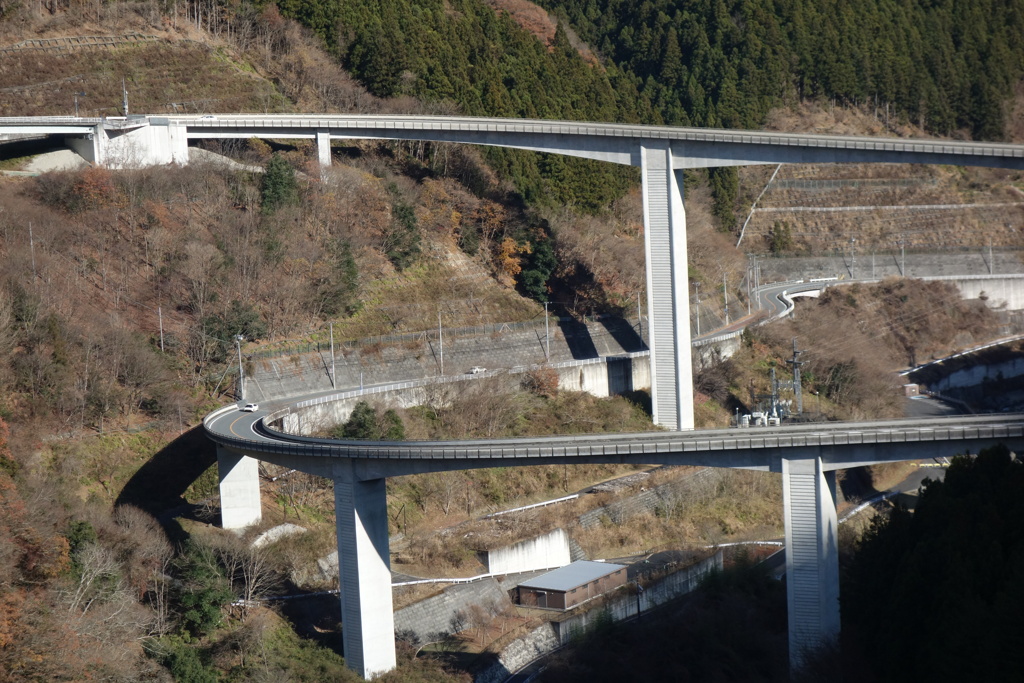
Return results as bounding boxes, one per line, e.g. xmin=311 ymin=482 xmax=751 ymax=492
xmin=217 ymin=447 xmax=262 ymax=530
xmin=641 ymin=142 xmax=693 ymax=430
xmin=334 ymin=471 xmax=396 ymax=678
xmin=316 ymin=130 xmax=332 ymax=179
xmin=782 ymin=456 xmax=840 ymax=671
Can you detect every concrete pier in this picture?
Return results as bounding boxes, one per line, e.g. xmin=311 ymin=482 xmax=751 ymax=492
xmin=217 ymin=447 xmax=263 ymax=530
xmin=782 ymin=455 xmax=840 ymax=667
xmin=333 ymin=470 xmax=397 ymax=677
xmin=316 ymin=130 xmax=332 ymax=177
xmin=642 ymin=141 xmax=694 ymax=430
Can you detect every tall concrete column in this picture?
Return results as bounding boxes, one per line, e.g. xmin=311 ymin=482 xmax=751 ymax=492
xmin=782 ymin=456 xmax=840 ymax=670
xmin=217 ymin=447 xmax=262 ymax=530
xmin=316 ymin=130 xmax=332 ymax=178
xmin=334 ymin=473 xmax=396 ymax=678
xmin=641 ymin=142 xmax=693 ymax=430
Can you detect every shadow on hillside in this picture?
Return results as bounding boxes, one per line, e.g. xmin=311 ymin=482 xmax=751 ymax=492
xmin=838 ymin=467 xmax=882 ymax=507
xmin=557 ymin=316 xmax=599 ymax=359
xmin=276 ymin=593 xmax=345 ymax=653
xmin=598 ymin=316 xmax=647 ymax=353
xmin=115 ymin=425 xmax=217 ymax=542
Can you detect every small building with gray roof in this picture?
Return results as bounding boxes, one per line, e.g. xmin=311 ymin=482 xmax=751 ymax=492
xmin=514 ymin=560 xmax=628 ymax=610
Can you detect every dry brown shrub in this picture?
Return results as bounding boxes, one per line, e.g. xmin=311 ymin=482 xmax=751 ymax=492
xmin=522 ymin=366 xmax=559 ymax=398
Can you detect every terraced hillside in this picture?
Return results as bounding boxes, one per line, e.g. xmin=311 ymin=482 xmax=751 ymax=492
xmin=740 ymin=163 xmax=1024 ymax=253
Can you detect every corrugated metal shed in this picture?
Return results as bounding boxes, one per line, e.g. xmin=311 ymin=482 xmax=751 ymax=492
xmin=518 ymin=560 xmax=627 ymax=592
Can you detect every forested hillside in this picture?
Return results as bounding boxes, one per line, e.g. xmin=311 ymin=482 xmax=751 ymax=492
xmin=540 ymin=0 xmax=1024 ymax=140
xmin=269 ymin=0 xmax=647 ymax=210
xmin=0 ymin=0 xmax=1021 ymax=679
xmin=268 ymin=0 xmax=1024 ymax=224
xmin=842 ymin=446 xmax=1024 ymax=681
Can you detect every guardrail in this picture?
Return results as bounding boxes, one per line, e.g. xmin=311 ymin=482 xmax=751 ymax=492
xmin=203 ymin=403 xmax=239 ymax=429
xmin=483 ymin=494 xmax=580 ymax=518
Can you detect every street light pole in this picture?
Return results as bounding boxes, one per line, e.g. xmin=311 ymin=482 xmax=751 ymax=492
xmin=693 ymin=282 xmax=700 ymax=337
xmin=637 ymin=291 xmax=644 ymax=343
xmin=723 ymin=273 xmax=729 ymax=324
xmin=235 ymin=335 xmax=245 ymax=400
xmin=544 ymin=301 xmax=550 ymax=361
xmin=329 ymin=322 xmax=336 ymax=389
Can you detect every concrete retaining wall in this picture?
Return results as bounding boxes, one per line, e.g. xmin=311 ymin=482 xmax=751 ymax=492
xmin=556 ymin=362 xmax=611 ymax=396
xmin=280 ymin=385 xmax=434 ymax=435
xmin=951 ymin=276 xmax=1024 ymax=311
xmin=703 ymin=335 xmax=742 ymax=359
xmin=486 ymin=528 xmax=572 ymax=575
xmin=272 ymin=355 xmax=650 ymax=436
xmin=393 ymin=577 xmax=511 ymax=646
xmin=578 ymin=468 xmax=724 ymax=529
xmin=249 ymin=317 xmax=647 ymax=403
xmin=474 ymin=624 xmax=561 ymax=683
xmin=930 ymin=356 xmax=1024 ymax=391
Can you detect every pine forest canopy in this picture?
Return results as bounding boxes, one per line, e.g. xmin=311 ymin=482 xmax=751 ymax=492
xmin=537 ymin=0 xmax=1024 ymax=140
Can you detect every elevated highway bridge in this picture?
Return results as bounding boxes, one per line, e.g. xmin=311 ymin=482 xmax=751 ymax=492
xmin=205 ymin=401 xmax=1024 ymax=678
xmin=6 ymin=114 xmax=1024 ymax=677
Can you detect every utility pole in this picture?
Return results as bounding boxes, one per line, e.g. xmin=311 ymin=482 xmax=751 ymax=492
xmin=235 ymin=335 xmax=245 ymax=400
xmin=745 ymin=256 xmax=752 ymax=316
xmin=637 ymin=291 xmax=644 ymax=343
xmin=438 ymin=311 xmax=444 ymax=376
xmin=723 ymin=273 xmax=729 ymax=324
xmin=544 ymin=301 xmax=550 ymax=361
xmin=751 ymin=254 xmax=761 ymax=310
xmin=898 ymin=235 xmax=905 ymax=277
xmin=122 ymin=78 xmax=129 ymax=117
xmin=988 ymin=240 xmax=994 ymax=274
xmin=330 ymin=322 xmax=336 ymax=389
xmin=693 ymin=282 xmax=700 ymax=337
xmin=28 ymin=222 xmax=36 ymax=281
xmin=786 ymin=338 xmax=805 ymax=414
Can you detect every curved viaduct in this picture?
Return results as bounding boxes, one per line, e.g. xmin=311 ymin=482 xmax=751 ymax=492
xmin=4 ymin=113 xmax=1024 ymax=432
xmin=7 ymin=115 xmax=1024 ymax=677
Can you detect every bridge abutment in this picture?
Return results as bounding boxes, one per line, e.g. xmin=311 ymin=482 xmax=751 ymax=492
xmin=217 ymin=447 xmax=263 ymax=530
xmin=641 ymin=142 xmax=694 ymax=430
xmin=782 ymin=455 xmax=840 ymax=670
xmin=333 ymin=471 xmax=397 ymax=678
